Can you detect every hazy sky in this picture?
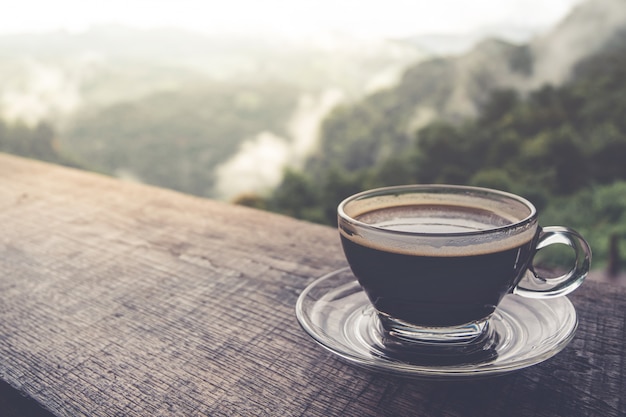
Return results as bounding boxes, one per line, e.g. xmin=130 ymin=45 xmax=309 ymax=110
xmin=2 ymin=0 xmax=584 ymax=38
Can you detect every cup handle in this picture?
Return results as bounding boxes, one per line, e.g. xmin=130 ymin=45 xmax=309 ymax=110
xmin=514 ymin=226 xmax=592 ymax=299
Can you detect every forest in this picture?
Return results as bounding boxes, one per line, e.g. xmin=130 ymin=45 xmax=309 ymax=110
xmin=0 ymin=120 xmax=80 ymax=168
xmin=253 ymin=30 xmax=626 ymax=274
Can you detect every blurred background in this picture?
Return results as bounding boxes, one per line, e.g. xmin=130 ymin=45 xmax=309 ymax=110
xmin=1 ymin=0 xmax=625 ymax=280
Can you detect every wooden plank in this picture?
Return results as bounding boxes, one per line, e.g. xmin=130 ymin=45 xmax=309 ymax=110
xmin=0 ymin=153 xmax=624 ymax=417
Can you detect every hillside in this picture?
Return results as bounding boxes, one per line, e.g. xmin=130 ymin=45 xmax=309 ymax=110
xmin=0 ymin=26 xmax=424 ymax=197
xmin=305 ymin=0 xmax=626 ymax=175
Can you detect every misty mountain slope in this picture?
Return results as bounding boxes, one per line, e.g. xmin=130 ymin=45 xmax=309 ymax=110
xmin=401 ymin=39 xmax=532 ymax=122
xmin=0 ymin=26 xmax=425 ymax=198
xmin=61 ymin=81 xmax=302 ymax=196
xmin=307 ymin=0 xmax=626 ymax=175
xmin=307 ymin=39 xmax=532 ymax=174
xmin=529 ymin=0 xmax=626 ymax=88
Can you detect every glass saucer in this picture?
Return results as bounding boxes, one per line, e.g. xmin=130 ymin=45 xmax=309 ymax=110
xmin=295 ymin=267 xmax=578 ymax=379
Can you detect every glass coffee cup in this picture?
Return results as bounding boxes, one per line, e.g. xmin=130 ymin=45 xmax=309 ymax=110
xmin=338 ymin=184 xmax=591 ymax=345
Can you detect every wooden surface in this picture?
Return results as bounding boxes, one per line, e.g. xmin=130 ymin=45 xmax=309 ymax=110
xmin=0 ymin=152 xmax=624 ymax=417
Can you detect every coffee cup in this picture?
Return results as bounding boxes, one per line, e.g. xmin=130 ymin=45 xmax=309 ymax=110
xmin=337 ymin=184 xmax=591 ymax=344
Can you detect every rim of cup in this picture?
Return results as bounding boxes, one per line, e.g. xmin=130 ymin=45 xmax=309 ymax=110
xmin=337 ymin=184 xmax=538 ymax=238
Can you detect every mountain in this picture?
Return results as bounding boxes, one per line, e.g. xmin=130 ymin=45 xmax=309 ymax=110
xmin=404 ymin=23 xmax=538 ymax=56
xmin=1 ymin=0 xmax=622 ymax=201
xmin=0 ymin=26 xmax=424 ymax=198
xmin=306 ymin=0 xmax=626 ymax=175
xmin=0 ymin=26 xmax=424 ymax=125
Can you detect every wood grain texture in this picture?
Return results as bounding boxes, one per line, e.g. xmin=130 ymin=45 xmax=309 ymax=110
xmin=0 ymin=153 xmax=624 ymax=417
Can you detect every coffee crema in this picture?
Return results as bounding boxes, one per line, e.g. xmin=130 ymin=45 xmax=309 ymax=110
xmin=340 ymin=201 xmax=537 ymax=257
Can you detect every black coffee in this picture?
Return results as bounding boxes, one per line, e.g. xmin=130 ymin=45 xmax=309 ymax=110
xmin=340 ymin=205 xmax=538 ymax=327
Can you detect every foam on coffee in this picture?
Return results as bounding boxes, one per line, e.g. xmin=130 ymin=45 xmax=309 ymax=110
xmin=339 ymin=192 xmax=538 ymax=257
